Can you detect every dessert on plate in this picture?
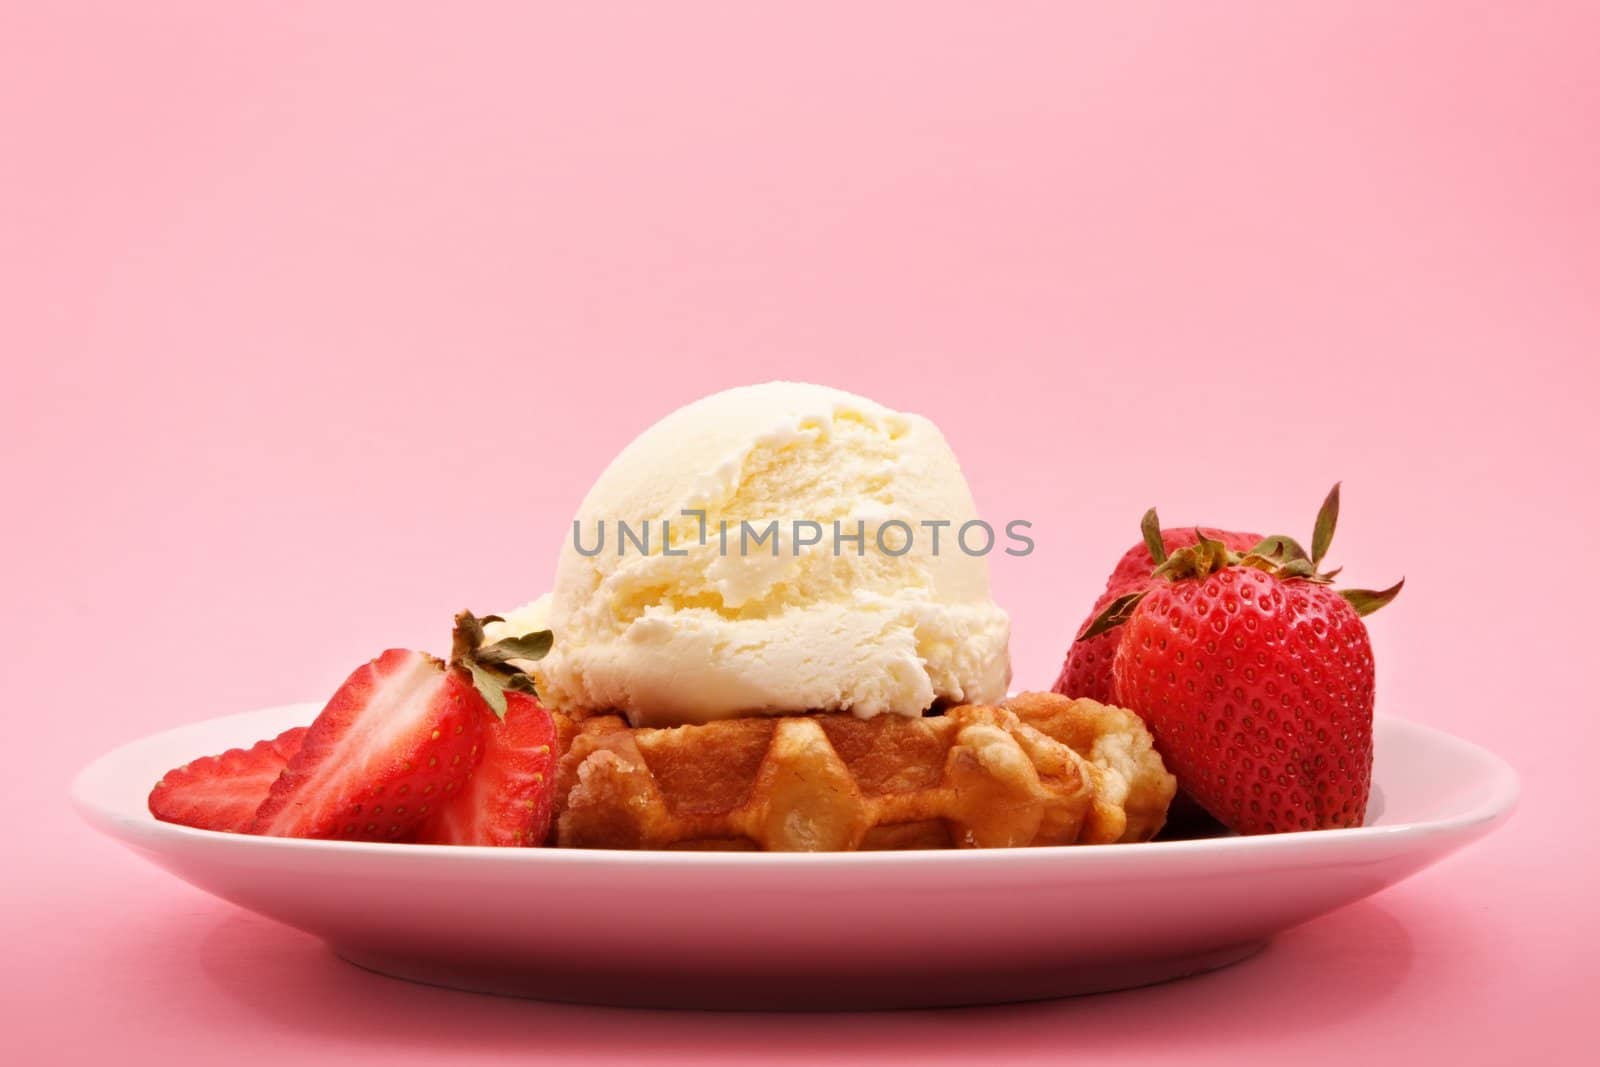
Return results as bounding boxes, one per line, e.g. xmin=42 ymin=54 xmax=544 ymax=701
xmin=148 ymin=382 xmax=1399 ymax=849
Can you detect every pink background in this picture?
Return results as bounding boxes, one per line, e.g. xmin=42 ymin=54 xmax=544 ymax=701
xmin=4 ymin=3 xmax=1595 ymax=1063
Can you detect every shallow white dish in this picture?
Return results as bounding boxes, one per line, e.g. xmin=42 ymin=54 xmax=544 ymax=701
xmin=74 ymin=703 xmax=1516 ymax=1010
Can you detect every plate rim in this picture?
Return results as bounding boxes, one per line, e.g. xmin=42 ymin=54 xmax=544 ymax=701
xmin=72 ymin=702 xmax=1519 ymax=869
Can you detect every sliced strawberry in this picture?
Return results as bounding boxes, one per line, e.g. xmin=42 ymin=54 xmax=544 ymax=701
xmin=417 ymin=691 xmax=558 ymax=846
xmin=148 ymin=726 xmax=307 ymax=832
xmin=251 ymin=649 xmax=487 ymax=841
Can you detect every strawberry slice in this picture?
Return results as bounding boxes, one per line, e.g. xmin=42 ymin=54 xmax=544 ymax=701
xmin=251 ymin=649 xmax=487 ymax=840
xmin=416 ymin=691 xmax=558 ymax=846
xmin=148 ymin=726 xmax=307 ymax=832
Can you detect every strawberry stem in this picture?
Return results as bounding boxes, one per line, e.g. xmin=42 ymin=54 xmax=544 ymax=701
xmin=451 ymin=610 xmax=552 ymax=719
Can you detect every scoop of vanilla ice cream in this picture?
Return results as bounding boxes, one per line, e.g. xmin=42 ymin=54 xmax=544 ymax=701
xmin=538 ymin=381 xmax=1011 ymax=727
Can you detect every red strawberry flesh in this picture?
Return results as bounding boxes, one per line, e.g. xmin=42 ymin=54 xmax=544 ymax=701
xmin=148 ymin=727 xmax=307 ymax=833
xmin=251 ymin=649 xmax=487 ymax=841
xmin=416 ymin=691 xmax=558 ymax=847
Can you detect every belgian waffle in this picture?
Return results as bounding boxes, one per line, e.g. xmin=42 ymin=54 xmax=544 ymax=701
xmin=548 ymin=691 xmax=1175 ymax=851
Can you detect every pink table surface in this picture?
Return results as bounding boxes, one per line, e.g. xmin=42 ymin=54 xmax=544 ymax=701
xmin=4 ymin=4 xmax=1596 ymax=1064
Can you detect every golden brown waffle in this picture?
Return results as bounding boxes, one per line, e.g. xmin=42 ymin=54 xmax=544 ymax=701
xmin=1001 ymin=692 xmax=1176 ymax=844
xmin=549 ymin=691 xmax=1175 ymax=851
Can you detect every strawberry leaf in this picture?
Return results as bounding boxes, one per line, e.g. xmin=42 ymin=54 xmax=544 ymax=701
xmin=1312 ymin=483 xmax=1341 ymax=567
xmin=1276 ymin=558 xmax=1328 ymax=582
xmin=1078 ymin=590 xmax=1149 ymax=641
xmin=463 ymin=658 xmax=510 ymax=717
xmin=1247 ymin=535 xmax=1310 ymax=562
xmin=503 ymin=673 xmax=539 ymax=694
xmin=451 ymin=611 xmax=551 ymax=720
xmin=482 ymin=631 xmax=553 ymax=664
xmin=1340 ymin=578 xmax=1404 ymax=617
xmin=1140 ymin=507 xmax=1167 ymax=566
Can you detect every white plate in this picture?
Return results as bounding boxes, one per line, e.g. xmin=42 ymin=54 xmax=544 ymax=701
xmin=73 ymin=704 xmax=1517 ymax=1010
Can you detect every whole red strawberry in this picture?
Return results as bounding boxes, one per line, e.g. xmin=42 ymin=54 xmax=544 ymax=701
xmin=1055 ymin=515 xmax=1260 ymax=703
xmin=1083 ymin=485 xmax=1401 ymax=835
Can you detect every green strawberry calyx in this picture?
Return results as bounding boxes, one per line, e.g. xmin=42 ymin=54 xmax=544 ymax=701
xmin=1078 ymin=483 xmax=1403 ymax=642
xmin=451 ymin=610 xmax=552 ymax=719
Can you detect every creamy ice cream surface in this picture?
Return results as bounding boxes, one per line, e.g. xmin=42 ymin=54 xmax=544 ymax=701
xmin=536 ymin=381 xmax=1011 ymax=727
